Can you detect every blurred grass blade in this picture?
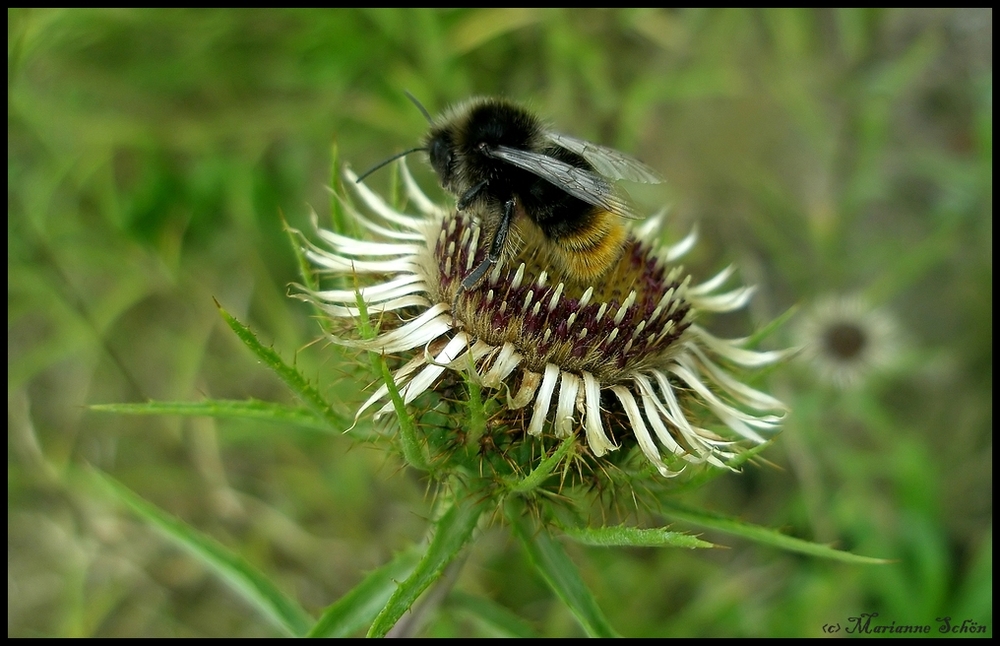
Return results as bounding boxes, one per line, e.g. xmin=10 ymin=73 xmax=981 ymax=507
xmin=448 ymin=8 xmax=541 ymax=54
xmin=661 ymin=502 xmax=891 ymax=564
xmin=216 ymin=301 xmax=344 ymax=430
xmin=90 ymin=470 xmax=313 ymax=637
xmin=950 ymin=530 xmax=992 ymax=624
xmin=448 ymin=591 xmax=538 ymax=638
xmin=308 ymin=549 xmax=421 ymax=638
xmin=89 ymin=399 xmax=340 ymax=433
xmin=563 ymin=525 xmax=715 ymax=549
xmin=508 ymin=505 xmax=618 ymax=638
xmin=367 ymin=492 xmax=488 ymax=637
xmin=746 ymin=303 xmax=798 ymax=349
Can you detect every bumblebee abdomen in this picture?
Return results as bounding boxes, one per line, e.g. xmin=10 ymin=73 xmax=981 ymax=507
xmin=543 ymin=209 xmax=627 ymax=283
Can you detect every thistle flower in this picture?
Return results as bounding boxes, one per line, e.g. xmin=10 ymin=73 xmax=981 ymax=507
xmin=300 ymin=162 xmax=787 ymax=477
xmin=795 ymin=295 xmax=900 ymax=389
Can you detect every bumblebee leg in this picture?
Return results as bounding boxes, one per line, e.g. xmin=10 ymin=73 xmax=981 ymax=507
xmin=457 ymin=179 xmax=489 ymax=211
xmin=453 ymin=197 xmax=515 ymax=314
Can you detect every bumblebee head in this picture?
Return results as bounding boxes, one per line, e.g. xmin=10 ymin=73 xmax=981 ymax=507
xmin=427 ymin=128 xmax=456 ymax=189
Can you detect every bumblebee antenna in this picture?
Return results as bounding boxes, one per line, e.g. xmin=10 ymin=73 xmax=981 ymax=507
xmin=404 ymin=90 xmax=433 ymax=123
xmin=355 ymin=147 xmax=425 ymax=184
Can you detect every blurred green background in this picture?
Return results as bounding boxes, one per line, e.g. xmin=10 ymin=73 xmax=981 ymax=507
xmin=8 ymin=8 xmax=991 ymax=637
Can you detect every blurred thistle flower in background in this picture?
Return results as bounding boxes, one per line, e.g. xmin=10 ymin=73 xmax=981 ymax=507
xmin=299 ymin=161 xmax=789 ymax=479
xmin=795 ymin=295 xmax=901 ymax=389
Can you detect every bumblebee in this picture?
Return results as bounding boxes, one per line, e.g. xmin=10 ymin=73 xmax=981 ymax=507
xmin=359 ymin=95 xmax=662 ymax=299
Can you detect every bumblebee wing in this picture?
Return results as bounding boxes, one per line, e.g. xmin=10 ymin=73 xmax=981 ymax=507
xmin=546 ymin=132 xmax=663 ymax=184
xmin=491 ymin=145 xmax=643 ymax=219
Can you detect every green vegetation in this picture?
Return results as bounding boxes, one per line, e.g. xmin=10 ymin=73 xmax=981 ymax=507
xmin=9 ymin=9 xmax=991 ymax=637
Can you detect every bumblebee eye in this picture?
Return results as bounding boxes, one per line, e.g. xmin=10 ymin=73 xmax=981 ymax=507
xmin=429 ymin=137 xmax=453 ymax=180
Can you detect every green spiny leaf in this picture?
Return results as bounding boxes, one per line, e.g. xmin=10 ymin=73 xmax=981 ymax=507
xmin=508 ymin=436 xmax=576 ymax=494
xmin=353 ymin=291 xmax=430 ymax=471
xmin=563 ymin=524 xmax=715 ymax=549
xmin=661 ymin=501 xmax=891 ymax=564
xmin=367 ymin=488 xmax=488 ymax=637
xmin=308 ymin=549 xmax=421 ymax=638
xmin=216 ymin=302 xmax=342 ymax=431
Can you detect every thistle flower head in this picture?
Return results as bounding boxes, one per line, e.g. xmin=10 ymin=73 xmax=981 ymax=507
xmin=796 ymin=295 xmax=901 ymax=389
xmin=300 ymin=161 xmax=788 ymax=478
